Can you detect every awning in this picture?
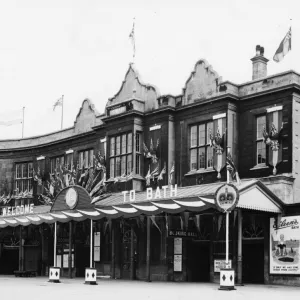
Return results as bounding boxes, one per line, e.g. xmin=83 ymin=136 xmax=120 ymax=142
xmin=0 ymin=179 xmax=283 ymax=228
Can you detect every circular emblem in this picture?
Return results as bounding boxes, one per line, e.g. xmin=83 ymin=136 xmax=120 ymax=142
xmin=65 ymin=188 xmax=78 ymax=209
xmin=214 ymin=183 xmax=239 ymax=213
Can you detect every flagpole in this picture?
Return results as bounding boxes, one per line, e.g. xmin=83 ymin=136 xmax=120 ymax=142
xmin=22 ymin=107 xmax=25 ymax=138
xmin=61 ymin=95 xmax=64 ymax=130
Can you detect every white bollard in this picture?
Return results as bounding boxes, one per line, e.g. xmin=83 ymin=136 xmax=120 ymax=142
xmin=219 ymin=268 xmax=235 ymax=290
xmin=85 ymin=268 xmax=97 ymax=285
xmin=49 ymin=267 xmax=60 ymax=283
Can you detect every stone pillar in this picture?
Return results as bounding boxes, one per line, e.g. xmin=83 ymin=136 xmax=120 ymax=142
xmin=146 ymin=216 xmax=151 ymax=282
xmin=237 ymin=209 xmax=243 ymax=285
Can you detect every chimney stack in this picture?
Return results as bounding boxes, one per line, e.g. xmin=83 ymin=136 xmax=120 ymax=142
xmin=251 ymin=45 xmax=269 ymax=80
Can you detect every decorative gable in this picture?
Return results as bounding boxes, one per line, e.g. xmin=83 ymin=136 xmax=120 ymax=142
xmin=74 ymin=99 xmax=99 ymax=134
xmin=106 ymin=63 xmax=159 ymax=115
xmin=183 ymin=59 xmax=222 ymax=105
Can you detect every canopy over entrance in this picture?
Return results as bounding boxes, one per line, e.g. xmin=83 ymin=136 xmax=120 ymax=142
xmin=0 ymin=180 xmax=283 ymax=228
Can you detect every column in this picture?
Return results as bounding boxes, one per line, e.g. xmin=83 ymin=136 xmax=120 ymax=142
xmin=19 ymin=226 xmax=24 ymax=271
xmin=237 ymin=209 xmax=243 ymax=285
xmin=68 ymin=221 xmax=72 ymax=278
xmin=146 ymin=216 xmax=151 ymax=282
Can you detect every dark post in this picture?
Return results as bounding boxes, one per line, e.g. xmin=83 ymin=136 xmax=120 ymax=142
xmin=146 ymin=216 xmax=151 ymax=282
xmin=40 ymin=224 xmax=45 ymax=275
xmin=111 ymin=220 xmax=115 ymax=279
xmin=68 ymin=221 xmax=72 ymax=278
xmin=237 ymin=209 xmax=243 ymax=285
xmin=19 ymin=226 xmax=24 ymax=271
xmin=130 ymin=226 xmax=135 ymax=280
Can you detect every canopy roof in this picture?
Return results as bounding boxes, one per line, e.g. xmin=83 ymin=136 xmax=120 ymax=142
xmin=0 ymin=180 xmax=283 ymax=228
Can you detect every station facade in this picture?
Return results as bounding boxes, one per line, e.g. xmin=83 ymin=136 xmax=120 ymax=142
xmin=0 ymin=46 xmax=300 ymax=286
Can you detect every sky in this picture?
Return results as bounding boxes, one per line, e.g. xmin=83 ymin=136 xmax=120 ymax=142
xmin=0 ymin=0 xmax=298 ymax=139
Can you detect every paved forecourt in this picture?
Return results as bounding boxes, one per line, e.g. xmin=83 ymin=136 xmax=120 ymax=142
xmin=0 ymin=276 xmax=299 ymax=300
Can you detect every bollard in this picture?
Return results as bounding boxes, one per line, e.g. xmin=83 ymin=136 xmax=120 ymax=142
xmin=85 ymin=268 xmax=97 ymax=285
xmin=219 ymin=268 xmax=235 ymax=290
xmin=48 ymin=267 xmax=60 ymax=283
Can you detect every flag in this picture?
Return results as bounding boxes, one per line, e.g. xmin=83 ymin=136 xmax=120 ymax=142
xmin=226 ymin=153 xmax=241 ymax=185
xmin=145 ymin=166 xmax=151 ymax=186
xmin=0 ymin=108 xmax=23 ymax=126
xmin=157 ymin=163 xmax=166 ymax=181
xmin=150 ymin=166 xmax=159 ymax=180
xmin=273 ymin=27 xmax=291 ymax=63
xmin=53 ymin=96 xmax=63 ymax=111
xmin=150 ymin=216 xmax=161 ymax=234
xmin=168 ymin=163 xmax=175 ymax=185
xmin=129 ymin=18 xmax=135 ymax=60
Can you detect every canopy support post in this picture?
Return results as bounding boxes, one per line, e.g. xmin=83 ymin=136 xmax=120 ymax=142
xmin=130 ymin=226 xmax=135 ymax=280
xmin=68 ymin=221 xmax=72 ymax=278
xmin=111 ymin=220 xmax=115 ymax=279
xmin=146 ymin=216 xmax=151 ymax=282
xmin=237 ymin=209 xmax=243 ymax=285
xmin=90 ymin=219 xmax=93 ymax=268
xmin=54 ymin=221 xmax=57 ymax=267
xmin=19 ymin=226 xmax=24 ymax=272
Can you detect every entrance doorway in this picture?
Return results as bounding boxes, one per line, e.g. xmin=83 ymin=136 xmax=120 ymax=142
xmin=242 ymin=240 xmax=264 ymax=283
xmin=187 ymin=240 xmax=210 ymax=282
xmin=0 ymin=247 xmax=19 ymax=274
xmin=121 ymin=227 xmax=137 ymax=279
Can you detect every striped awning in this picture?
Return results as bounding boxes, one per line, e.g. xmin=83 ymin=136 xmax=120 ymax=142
xmin=0 ymin=180 xmax=283 ymax=228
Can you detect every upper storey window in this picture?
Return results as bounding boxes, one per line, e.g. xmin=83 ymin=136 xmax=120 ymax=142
xmin=189 ymin=122 xmax=214 ymax=171
xmin=109 ymin=132 xmax=133 ymax=178
xmin=50 ymin=155 xmax=65 ymax=174
xmin=15 ymin=162 xmax=33 ymax=193
xmin=256 ymin=115 xmax=266 ymax=165
xmin=79 ymin=149 xmax=94 ymax=169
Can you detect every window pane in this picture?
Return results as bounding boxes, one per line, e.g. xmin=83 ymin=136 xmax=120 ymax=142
xmin=190 ymin=149 xmax=197 ymax=171
xmin=128 ymin=133 xmax=132 ymax=153
xmin=110 ymin=158 xmax=115 ymax=178
xmin=121 ymin=156 xmax=126 ymax=175
xmin=28 ymin=163 xmax=33 ymax=177
xmin=127 ymin=155 xmax=132 ymax=173
xmin=84 ymin=151 xmax=89 ymax=168
xmin=89 ymin=149 xmax=94 ymax=167
xmin=28 ymin=179 xmax=33 ymax=192
xmin=136 ymin=133 xmax=140 ymax=153
xmin=257 ymin=116 xmax=266 ymax=139
xmin=190 ymin=126 xmax=197 ymax=147
xmin=66 ymin=153 xmax=73 ymax=169
xmin=16 ymin=164 xmax=21 ymax=179
xmin=110 ymin=137 xmax=115 ymax=156
xmin=199 ymin=147 xmax=205 ymax=169
xmin=199 ymin=124 xmax=205 ymax=146
xmin=116 ymin=136 xmax=121 ymax=155
xmin=207 ymin=146 xmax=213 ymax=168
xmin=22 ymin=163 xmax=28 ymax=178
xmin=116 ymin=157 xmax=121 ymax=176
xmin=257 ymin=141 xmax=266 ymax=164
xmin=121 ymin=134 xmax=126 ymax=154
xmin=207 ymin=122 xmax=213 ymax=144
xmin=79 ymin=152 xmax=84 ymax=168
xmin=135 ymin=154 xmax=140 ymax=175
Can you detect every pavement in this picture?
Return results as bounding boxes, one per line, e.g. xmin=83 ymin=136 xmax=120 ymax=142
xmin=0 ymin=276 xmax=299 ymax=300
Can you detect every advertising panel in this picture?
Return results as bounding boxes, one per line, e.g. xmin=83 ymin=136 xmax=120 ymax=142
xmin=270 ymin=216 xmax=300 ymax=274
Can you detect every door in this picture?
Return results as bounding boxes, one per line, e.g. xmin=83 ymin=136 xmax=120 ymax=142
xmin=121 ymin=226 xmax=137 ymax=279
xmin=187 ymin=240 xmax=210 ymax=282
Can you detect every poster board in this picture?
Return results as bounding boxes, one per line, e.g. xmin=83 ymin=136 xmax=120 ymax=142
xmin=174 ymin=255 xmax=182 ymax=272
xmin=94 ymin=232 xmax=101 ymax=262
xmin=174 ymin=238 xmax=182 ymax=255
xmin=270 ymin=216 xmax=300 ymax=274
xmin=214 ymin=260 xmax=232 ymax=272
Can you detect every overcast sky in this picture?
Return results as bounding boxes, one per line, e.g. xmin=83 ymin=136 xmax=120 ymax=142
xmin=0 ymin=0 xmax=297 ymax=139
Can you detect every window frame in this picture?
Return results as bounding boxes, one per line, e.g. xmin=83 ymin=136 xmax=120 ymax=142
xmin=14 ymin=162 xmax=33 ymax=193
xmin=189 ymin=121 xmax=214 ymax=171
xmin=255 ymin=114 xmax=267 ymax=166
xmin=109 ymin=132 xmax=133 ymax=178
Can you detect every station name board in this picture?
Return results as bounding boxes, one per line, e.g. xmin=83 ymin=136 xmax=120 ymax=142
xmin=168 ymin=230 xmax=198 ymax=238
xmin=1 ymin=204 xmax=34 ymax=216
xmin=122 ymin=185 xmax=177 ymax=202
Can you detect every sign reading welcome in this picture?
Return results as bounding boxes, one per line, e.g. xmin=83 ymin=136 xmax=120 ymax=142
xmin=1 ymin=204 xmax=34 ymax=216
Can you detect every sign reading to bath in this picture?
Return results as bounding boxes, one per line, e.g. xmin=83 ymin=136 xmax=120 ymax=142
xmin=1 ymin=204 xmax=34 ymax=216
xmin=270 ymin=216 xmax=300 ymax=274
xmin=122 ymin=185 xmax=177 ymax=202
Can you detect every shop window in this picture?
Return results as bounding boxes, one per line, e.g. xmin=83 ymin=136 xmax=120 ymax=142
xmin=65 ymin=152 xmax=74 ymax=170
xmin=256 ymin=115 xmax=266 ymax=165
xmin=135 ymin=132 xmax=141 ymax=175
xmin=109 ymin=132 xmax=133 ymax=178
xmin=78 ymin=149 xmax=94 ymax=169
xmin=189 ymin=121 xmax=213 ymax=171
xmin=15 ymin=162 xmax=33 ymax=192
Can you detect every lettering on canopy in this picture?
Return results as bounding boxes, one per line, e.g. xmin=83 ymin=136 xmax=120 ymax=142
xmin=1 ymin=204 xmax=34 ymax=216
xmin=122 ymin=185 xmax=178 ymax=203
